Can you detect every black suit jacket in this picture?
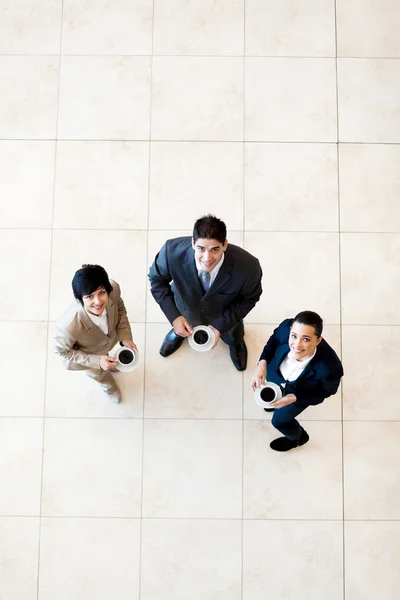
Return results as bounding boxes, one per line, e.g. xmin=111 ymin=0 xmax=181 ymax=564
xmin=259 ymin=319 xmax=344 ymax=405
xmin=148 ymin=237 xmax=262 ymax=333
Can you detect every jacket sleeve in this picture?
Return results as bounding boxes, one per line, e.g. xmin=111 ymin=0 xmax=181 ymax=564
xmin=210 ymin=261 xmax=263 ymax=333
xmin=115 ymin=286 xmax=133 ymax=341
xmin=53 ymin=322 xmax=101 ymax=369
xmin=148 ymin=241 xmax=182 ymax=324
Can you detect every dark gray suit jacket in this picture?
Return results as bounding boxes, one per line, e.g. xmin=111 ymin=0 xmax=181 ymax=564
xmin=148 ymin=237 xmax=262 ymax=333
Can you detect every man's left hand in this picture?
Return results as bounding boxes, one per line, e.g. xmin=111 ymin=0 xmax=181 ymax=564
xmin=121 ymin=340 xmax=138 ymax=352
xmin=272 ymin=393 xmax=297 ymax=409
xmin=209 ymin=326 xmax=220 ymax=349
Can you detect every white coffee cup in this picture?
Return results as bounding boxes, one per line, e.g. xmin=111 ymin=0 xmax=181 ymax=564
xmin=188 ymin=325 xmax=215 ymax=352
xmin=109 ymin=343 xmax=139 ymax=372
xmin=254 ymin=382 xmax=282 ymax=408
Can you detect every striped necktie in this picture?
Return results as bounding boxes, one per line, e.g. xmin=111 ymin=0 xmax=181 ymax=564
xmin=200 ymin=270 xmax=211 ymax=292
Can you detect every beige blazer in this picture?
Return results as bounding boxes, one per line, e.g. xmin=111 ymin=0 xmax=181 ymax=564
xmin=53 ymin=280 xmax=132 ymax=371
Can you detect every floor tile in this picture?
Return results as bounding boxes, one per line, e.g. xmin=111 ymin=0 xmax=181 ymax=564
xmin=41 ymin=419 xmax=143 ymax=516
xmin=39 ymin=518 xmax=140 ymax=600
xmin=144 ymin=323 xmax=242 ymax=419
xmin=245 ymin=58 xmax=337 ymax=142
xmin=337 ymin=0 xmax=400 ymax=58
xmin=0 ymin=141 xmax=55 ymax=228
xmin=0 ymin=517 xmax=39 ymax=600
xmin=342 ymin=325 xmax=400 ymax=420
xmin=338 ymin=59 xmax=400 ymax=142
xmin=62 ymin=0 xmax=153 ymax=54
xmin=245 ymin=0 xmax=335 ymax=57
xmin=244 ymin=232 xmax=340 ymax=324
xmin=141 ymin=519 xmax=242 ymax=600
xmin=339 ymin=144 xmax=400 ymax=232
xmin=0 ymin=230 xmax=51 ymax=320
xmin=46 ymin=323 xmax=145 ymax=418
xmin=243 ymin=324 xmax=342 ymax=420
xmin=341 ymin=233 xmax=400 ymax=325
xmin=49 ymin=229 xmax=147 ymax=322
xmin=0 ymin=418 xmax=43 ymax=516
xmin=0 ymin=56 xmax=59 ymax=139
xmin=153 ymin=0 xmax=244 ymax=56
xmin=53 ymin=141 xmax=149 ymax=229
xmin=245 ymin=143 xmax=338 ymax=231
xmin=58 ymin=56 xmax=151 ymax=140
xmin=0 ymin=322 xmax=47 ymax=417
xmin=142 ymin=419 xmax=242 ymax=517
xmin=151 ymin=57 xmax=243 ymax=141
xmin=243 ymin=520 xmax=343 ymax=600
xmin=0 ymin=0 xmax=62 ymax=54
xmin=149 ymin=141 xmax=243 ymax=230
xmin=344 ymin=421 xmax=400 ymax=519
xmin=345 ymin=521 xmax=400 ymax=600
xmin=244 ymin=421 xmax=342 ymax=518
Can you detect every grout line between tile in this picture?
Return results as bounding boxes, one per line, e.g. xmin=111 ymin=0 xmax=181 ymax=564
xmin=2 ymin=514 xmax=399 ymax=521
xmin=2 ymin=138 xmax=400 ymax=145
xmin=334 ymin=2 xmax=346 ymax=598
xmin=138 ymin=3 xmax=156 ymax=597
xmin=35 ymin=5 xmax=65 ymax=600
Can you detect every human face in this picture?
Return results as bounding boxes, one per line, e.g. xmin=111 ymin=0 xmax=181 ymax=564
xmin=192 ymin=237 xmax=228 ymax=272
xmin=288 ymin=321 xmax=322 ymax=361
xmin=82 ymin=286 xmax=109 ymax=316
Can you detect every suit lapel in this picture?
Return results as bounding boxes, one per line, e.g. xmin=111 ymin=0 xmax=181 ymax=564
xmin=78 ymin=305 xmax=111 ymax=341
xmin=106 ymin=295 xmax=115 ymax=335
xmin=203 ymin=252 xmax=233 ymax=298
xmin=183 ymin=248 xmax=204 ymax=296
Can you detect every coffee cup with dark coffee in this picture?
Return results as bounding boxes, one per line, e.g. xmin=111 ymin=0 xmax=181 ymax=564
xmin=254 ymin=382 xmax=282 ymax=409
xmin=108 ymin=342 xmax=139 ymax=372
xmin=189 ymin=325 xmax=216 ymax=352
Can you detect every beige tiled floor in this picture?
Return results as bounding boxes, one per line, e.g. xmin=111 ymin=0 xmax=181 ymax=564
xmin=0 ymin=1 xmax=399 ymax=599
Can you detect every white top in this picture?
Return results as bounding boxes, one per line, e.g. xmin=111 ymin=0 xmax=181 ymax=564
xmin=86 ymin=309 xmax=109 ymax=335
xmin=195 ymin=252 xmax=225 ymax=286
xmin=279 ymin=349 xmax=316 ymax=386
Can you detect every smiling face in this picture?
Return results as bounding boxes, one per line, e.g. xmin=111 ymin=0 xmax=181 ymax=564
xmin=288 ymin=321 xmax=322 ymax=361
xmin=192 ymin=237 xmax=228 ymax=272
xmin=82 ymin=286 xmax=109 ymax=316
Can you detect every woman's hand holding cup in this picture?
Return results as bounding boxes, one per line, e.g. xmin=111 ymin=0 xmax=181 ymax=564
xmin=251 ymin=359 xmax=267 ymax=391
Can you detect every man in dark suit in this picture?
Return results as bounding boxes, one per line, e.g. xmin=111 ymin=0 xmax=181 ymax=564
xmin=148 ymin=214 xmax=262 ymax=371
xmin=251 ymin=311 xmax=343 ymax=451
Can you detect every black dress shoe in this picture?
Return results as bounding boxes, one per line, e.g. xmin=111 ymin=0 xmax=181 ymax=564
xmin=159 ymin=329 xmax=184 ymax=357
xmin=270 ymin=428 xmax=309 ymax=452
xmin=229 ymin=341 xmax=247 ymax=371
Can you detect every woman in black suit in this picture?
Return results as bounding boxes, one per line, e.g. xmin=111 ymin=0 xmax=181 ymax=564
xmin=251 ymin=311 xmax=343 ymax=452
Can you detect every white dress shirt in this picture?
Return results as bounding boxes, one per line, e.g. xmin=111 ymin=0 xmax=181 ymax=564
xmin=279 ymin=349 xmax=316 ymax=387
xmin=195 ymin=252 xmax=225 ymax=287
xmin=86 ymin=309 xmax=109 ymax=335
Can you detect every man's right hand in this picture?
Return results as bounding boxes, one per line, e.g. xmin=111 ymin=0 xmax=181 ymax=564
xmin=250 ymin=360 xmax=267 ymax=391
xmin=172 ymin=316 xmax=193 ymax=337
xmin=100 ymin=355 xmax=118 ymax=370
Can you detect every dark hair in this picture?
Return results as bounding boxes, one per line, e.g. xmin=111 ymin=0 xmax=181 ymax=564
xmin=193 ymin=214 xmax=227 ymax=244
xmin=72 ymin=264 xmax=112 ymax=304
xmin=293 ymin=311 xmax=323 ymax=338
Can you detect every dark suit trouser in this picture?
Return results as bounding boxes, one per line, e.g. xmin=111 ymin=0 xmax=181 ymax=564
xmin=220 ymin=320 xmax=244 ymax=345
xmin=271 ymin=400 xmax=313 ymax=440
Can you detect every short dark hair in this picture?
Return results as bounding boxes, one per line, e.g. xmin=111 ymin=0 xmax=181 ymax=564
xmin=293 ymin=311 xmax=323 ymax=338
xmin=193 ymin=214 xmax=227 ymax=244
xmin=72 ymin=264 xmax=112 ymax=304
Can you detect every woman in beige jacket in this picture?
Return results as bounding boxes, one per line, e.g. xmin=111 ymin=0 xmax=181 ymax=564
xmin=53 ymin=264 xmax=137 ymax=404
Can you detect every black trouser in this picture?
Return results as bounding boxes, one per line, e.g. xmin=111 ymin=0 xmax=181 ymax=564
xmin=271 ymin=400 xmax=317 ymax=440
xmin=220 ymin=320 xmax=244 ymax=345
